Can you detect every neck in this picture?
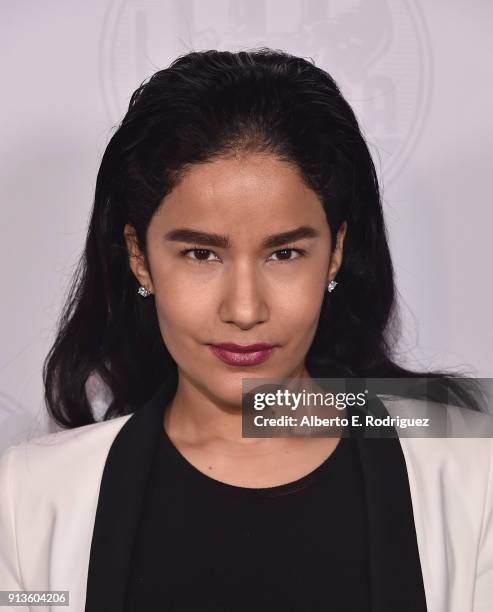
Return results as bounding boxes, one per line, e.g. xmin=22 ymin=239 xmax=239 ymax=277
xmin=163 ymin=363 xmax=315 ymax=447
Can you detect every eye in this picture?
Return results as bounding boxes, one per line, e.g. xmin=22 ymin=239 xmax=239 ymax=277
xmin=179 ymin=246 xmax=307 ymax=264
xmin=269 ymin=248 xmax=307 ymax=262
xmin=179 ymin=248 xmax=220 ymax=263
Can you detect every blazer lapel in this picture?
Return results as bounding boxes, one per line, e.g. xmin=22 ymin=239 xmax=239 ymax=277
xmin=349 ymin=395 xmax=428 ymax=612
xmin=84 ymin=370 xmax=178 ymax=612
xmin=85 ymin=376 xmax=427 ymax=612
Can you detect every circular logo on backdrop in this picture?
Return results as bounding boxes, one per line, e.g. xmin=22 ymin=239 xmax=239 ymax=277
xmin=99 ymin=0 xmax=432 ymax=185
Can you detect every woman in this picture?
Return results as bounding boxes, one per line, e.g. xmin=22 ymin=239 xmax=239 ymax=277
xmin=0 ymin=49 xmax=491 ymax=612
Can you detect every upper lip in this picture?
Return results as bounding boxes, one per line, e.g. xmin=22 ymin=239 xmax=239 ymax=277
xmin=210 ymin=342 xmax=277 ymax=353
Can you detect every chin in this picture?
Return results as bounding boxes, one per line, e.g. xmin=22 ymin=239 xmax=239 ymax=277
xmin=203 ymin=372 xmax=258 ymax=409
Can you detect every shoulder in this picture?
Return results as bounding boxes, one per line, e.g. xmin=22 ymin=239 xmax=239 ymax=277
xmin=375 ymin=396 xmax=493 ymax=608
xmin=379 ymin=395 xmax=493 ymax=509
xmin=379 ymin=394 xmax=493 ymax=446
xmin=0 ymin=414 xmax=133 ymax=499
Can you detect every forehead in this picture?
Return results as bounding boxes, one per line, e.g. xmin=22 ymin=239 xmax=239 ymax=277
xmin=152 ymin=153 xmax=328 ymax=231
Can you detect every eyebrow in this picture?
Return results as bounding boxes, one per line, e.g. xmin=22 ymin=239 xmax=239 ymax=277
xmin=164 ymin=225 xmax=320 ymax=249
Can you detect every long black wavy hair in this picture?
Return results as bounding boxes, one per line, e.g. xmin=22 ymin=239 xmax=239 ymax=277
xmin=43 ymin=48 xmax=484 ymax=428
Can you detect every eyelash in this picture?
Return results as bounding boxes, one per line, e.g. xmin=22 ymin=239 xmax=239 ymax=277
xmin=178 ymin=246 xmax=307 ymax=264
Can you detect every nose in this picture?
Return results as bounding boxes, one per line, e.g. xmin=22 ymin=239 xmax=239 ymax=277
xmin=218 ymin=262 xmax=269 ymax=330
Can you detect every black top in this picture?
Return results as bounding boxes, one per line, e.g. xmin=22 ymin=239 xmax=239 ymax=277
xmin=124 ymin=425 xmax=371 ymax=612
xmin=85 ymin=378 xmax=428 ymax=612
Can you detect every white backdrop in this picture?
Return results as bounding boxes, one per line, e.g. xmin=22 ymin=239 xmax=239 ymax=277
xmin=1 ymin=0 xmax=492 ymax=452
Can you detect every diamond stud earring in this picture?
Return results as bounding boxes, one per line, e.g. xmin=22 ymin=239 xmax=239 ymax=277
xmin=138 ymin=286 xmax=151 ymax=297
xmin=327 ymin=280 xmax=338 ymax=292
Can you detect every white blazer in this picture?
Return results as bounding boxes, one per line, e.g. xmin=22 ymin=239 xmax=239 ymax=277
xmin=0 ymin=375 xmax=492 ymax=612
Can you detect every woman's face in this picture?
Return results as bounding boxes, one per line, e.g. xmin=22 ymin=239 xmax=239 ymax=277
xmin=125 ymin=153 xmax=346 ymax=409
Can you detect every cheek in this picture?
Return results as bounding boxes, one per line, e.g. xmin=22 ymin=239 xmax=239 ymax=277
xmin=272 ymin=273 xmax=327 ymax=355
xmin=274 ymin=270 xmax=327 ymax=321
xmin=282 ymin=297 xmax=325 ymax=354
xmin=151 ymin=274 xmax=212 ymax=348
xmin=275 ymin=292 xmax=323 ymax=327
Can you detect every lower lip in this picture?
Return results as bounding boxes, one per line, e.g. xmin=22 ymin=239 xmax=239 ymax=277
xmin=209 ymin=346 xmax=276 ymax=366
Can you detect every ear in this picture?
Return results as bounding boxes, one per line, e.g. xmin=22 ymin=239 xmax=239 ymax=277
xmin=327 ymin=221 xmax=347 ymax=284
xmin=123 ymin=224 xmax=154 ymax=294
